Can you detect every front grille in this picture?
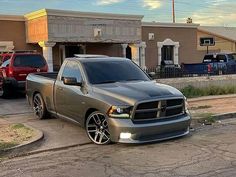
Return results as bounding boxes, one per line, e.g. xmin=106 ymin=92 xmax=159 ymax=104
xmin=134 ymin=99 xmax=184 ymax=120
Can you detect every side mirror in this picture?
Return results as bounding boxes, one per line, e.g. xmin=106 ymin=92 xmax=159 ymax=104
xmin=63 ymin=77 xmax=82 ymax=86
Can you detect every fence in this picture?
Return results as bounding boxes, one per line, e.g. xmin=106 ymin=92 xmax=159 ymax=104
xmin=145 ymin=64 xmax=236 ymax=79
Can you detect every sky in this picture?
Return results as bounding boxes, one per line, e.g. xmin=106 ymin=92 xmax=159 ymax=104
xmin=0 ymin=0 xmax=236 ymax=26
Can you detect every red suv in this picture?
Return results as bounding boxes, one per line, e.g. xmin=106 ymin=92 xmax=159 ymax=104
xmin=0 ymin=51 xmax=48 ymax=97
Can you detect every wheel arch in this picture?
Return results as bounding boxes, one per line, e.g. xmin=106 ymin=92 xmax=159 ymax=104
xmin=83 ymin=108 xmax=98 ymax=127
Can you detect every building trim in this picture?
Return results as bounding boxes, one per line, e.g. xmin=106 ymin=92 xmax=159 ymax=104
xmin=0 ymin=14 xmax=25 ymax=21
xmin=198 ymin=28 xmax=236 ymax=43
xmin=25 ymin=8 xmax=144 ymax=21
xmin=142 ymin=22 xmax=199 ymax=28
xmin=157 ymin=38 xmax=180 ymax=65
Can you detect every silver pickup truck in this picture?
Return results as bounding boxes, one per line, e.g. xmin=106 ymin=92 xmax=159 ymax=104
xmin=26 ymin=55 xmax=191 ymax=145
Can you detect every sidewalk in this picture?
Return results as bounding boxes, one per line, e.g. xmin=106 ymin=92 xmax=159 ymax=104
xmin=189 ymin=94 xmax=236 ymax=115
xmin=188 ymin=94 xmax=236 ymax=123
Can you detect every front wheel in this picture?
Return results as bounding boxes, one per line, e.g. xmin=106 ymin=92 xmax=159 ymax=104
xmin=86 ymin=111 xmax=111 ymax=145
xmin=33 ymin=93 xmax=48 ymax=119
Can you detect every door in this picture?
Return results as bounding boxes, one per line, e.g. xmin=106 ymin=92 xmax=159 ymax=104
xmin=161 ymin=45 xmax=174 ymax=62
xmin=126 ymin=45 xmax=132 ymax=59
xmin=55 ymin=60 xmax=85 ymax=123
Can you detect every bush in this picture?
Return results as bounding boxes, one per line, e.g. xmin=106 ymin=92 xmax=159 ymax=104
xmin=181 ymin=85 xmax=236 ymax=98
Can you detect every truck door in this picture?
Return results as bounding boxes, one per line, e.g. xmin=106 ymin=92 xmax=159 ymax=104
xmin=55 ymin=60 xmax=85 ymax=123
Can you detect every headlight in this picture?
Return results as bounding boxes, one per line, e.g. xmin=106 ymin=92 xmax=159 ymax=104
xmin=184 ymin=96 xmax=190 ymax=114
xmin=108 ymin=106 xmax=132 ymax=118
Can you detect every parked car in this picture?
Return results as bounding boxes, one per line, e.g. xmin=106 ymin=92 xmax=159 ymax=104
xmin=0 ymin=51 xmax=48 ymax=97
xmin=26 ymin=55 xmax=191 ymax=145
xmin=182 ymin=53 xmax=236 ymax=75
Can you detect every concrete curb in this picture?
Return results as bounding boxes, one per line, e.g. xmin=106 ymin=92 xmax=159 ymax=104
xmin=191 ymin=112 xmax=236 ymax=126
xmin=0 ymin=124 xmax=44 ymax=157
xmin=188 ymin=94 xmax=236 ymax=103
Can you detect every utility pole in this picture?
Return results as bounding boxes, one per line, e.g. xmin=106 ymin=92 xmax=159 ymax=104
xmin=172 ymin=0 xmax=176 ymax=23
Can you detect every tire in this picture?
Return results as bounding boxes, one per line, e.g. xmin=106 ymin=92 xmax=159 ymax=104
xmin=85 ymin=111 xmax=111 ymax=145
xmin=33 ymin=93 xmax=48 ymax=119
xmin=0 ymin=85 xmax=11 ymax=98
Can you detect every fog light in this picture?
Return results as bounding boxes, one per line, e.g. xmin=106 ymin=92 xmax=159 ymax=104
xmin=120 ymin=132 xmax=131 ymax=139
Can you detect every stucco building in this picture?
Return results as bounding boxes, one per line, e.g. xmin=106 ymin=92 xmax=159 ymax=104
xmin=1 ymin=8 xmax=234 ymax=71
xmin=198 ymin=26 xmax=236 ymax=54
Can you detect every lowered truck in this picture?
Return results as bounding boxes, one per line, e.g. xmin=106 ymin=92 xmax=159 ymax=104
xmin=26 ymin=55 xmax=191 ymax=145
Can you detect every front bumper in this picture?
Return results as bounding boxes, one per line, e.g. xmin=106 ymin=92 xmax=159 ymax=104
xmin=107 ymin=114 xmax=191 ymax=143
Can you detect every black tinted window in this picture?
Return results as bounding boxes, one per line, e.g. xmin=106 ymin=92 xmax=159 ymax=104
xmin=13 ymin=55 xmax=46 ymax=68
xmin=82 ymin=60 xmax=150 ymax=84
xmin=203 ymin=55 xmax=214 ymax=63
xmin=227 ymin=54 xmax=235 ymax=60
xmin=217 ymin=55 xmax=227 ymax=62
xmin=62 ymin=61 xmax=82 ymax=81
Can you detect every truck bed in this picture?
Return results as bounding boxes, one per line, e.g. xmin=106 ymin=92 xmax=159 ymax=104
xmin=26 ymin=72 xmax=58 ymax=112
xmin=33 ymin=72 xmax=58 ymax=80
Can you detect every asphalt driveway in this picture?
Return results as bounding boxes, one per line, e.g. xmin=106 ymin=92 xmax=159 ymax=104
xmin=0 ymin=97 xmax=91 ymax=152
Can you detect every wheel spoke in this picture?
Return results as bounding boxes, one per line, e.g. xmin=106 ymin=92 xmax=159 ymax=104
xmin=103 ymin=132 xmax=109 ymax=140
xmin=102 ymin=119 xmax=108 ymax=127
xmin=94 ymin=132 xmax=99 ymax=142
xmin=93 ymin=115 xmax=101 ymax=125
xmin=99 ymin=133 xmax=104 ymax=143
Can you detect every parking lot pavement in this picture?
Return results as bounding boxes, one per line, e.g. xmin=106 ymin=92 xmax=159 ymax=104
xmin=0 ymin=96 xmax=91 ymax=152
xmin=1 ymin=120 xmax=236 ymax=177
xmin=0 ymin=96 xmax=32 ymax=116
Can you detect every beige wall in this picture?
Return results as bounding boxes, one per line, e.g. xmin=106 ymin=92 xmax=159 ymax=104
xmin=25 ymin=16 xmax=48 ymax=43
xmin=142 ymin=26 xmax=207 ymax=67
xmin=197 ymin=30 xmax=236 ymax=52
xmin=0 ymin=20 xmax=41 ymax=52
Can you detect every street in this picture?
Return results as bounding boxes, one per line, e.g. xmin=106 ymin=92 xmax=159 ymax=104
xmin=1 ymin=96 xmax=236 ymax=177
xmin=1 ymin=118 xmax=236 ymax=177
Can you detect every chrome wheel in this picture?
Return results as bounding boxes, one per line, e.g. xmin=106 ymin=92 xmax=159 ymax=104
xmin=33 ymin=93 xmax=47 ymax=119
xmin=86 ymin=112 xmax=111 ymax=145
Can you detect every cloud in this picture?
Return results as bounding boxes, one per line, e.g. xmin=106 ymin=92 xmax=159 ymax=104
xmin=96 ymin=0 xmax=125 ymax=5
xmin=185 ymin=0 xmax=236 ymax=26
xmin=143 ymin=0 xmax=162 ymax=10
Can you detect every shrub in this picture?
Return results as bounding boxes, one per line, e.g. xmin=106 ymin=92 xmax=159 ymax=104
xmin=181 ymin=85 xmax=236 ymax=98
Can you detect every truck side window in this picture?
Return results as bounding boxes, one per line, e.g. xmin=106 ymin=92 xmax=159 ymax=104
xmin=61 ymin=61 xmax=82 ymax=82
xmin=217 ymin=55 xmax=227 ymax=62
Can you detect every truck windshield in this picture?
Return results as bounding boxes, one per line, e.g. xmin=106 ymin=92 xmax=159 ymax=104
xmin=82 ymin=60 xmax=150 ymax=84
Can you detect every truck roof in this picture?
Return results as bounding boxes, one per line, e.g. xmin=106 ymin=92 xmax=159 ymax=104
xmin=66 ymin=55 xmax=130 ymax=62
xmin=205 ymin=52 xmax=236 ymax=56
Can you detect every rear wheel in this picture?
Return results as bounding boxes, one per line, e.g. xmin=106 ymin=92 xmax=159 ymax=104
xmin=86 ymin=111 xmax=111 ymax=145
xmin=33 ymin=93 xmax=48 ymax=119
xmin=0 ymin=85 xmax=12 ymax=98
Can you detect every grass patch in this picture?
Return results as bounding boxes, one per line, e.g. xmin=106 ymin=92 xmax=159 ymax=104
xmin=0 ymin=123 xmax=34 ymax=151
xmin=11 ymin=123 xmax=30 ymax=130
xmin=195 ymin=113 xmax=216 ymax=124
xmin=0 ymin=142 xmax=18 ymax=151
xmin=181 ymin=85 xmax=236 ymax=98
xmin=190 ymin=105 xmax=212 ymax=110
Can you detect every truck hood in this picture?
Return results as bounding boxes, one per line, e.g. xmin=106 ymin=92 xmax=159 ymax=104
xmin=92 ymin=81 xmax=183 ymax=105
